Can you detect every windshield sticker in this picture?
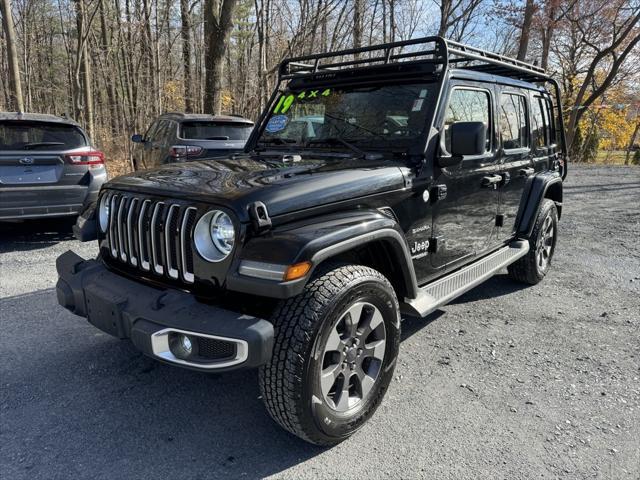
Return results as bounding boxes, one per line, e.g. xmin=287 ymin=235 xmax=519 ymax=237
xmin=265 ymin=115 xmax=289 ymax=133
xmin=273 ymin=89 xmax=333 ymax=114
xmin=412 ymin=98 xmax=424 ymax=112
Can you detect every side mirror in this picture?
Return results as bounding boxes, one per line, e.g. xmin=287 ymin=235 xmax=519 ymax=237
xmin=439 ymin=121 xmax=486 ymax=167
xmin=131 ymin=134 xmax=144 ymax=143
xmin=450 ymin=121 xmax=486 ymax=157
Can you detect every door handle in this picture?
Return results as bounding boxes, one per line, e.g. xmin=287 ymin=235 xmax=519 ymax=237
xmin=481 ymin=174 xmax=502 ymax=187
xmin=519 ymin=167 xmax=535 ymax=177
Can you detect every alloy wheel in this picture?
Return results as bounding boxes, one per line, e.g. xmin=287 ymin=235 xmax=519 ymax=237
xmin=320 ymin=302 xmax=386 ymax=412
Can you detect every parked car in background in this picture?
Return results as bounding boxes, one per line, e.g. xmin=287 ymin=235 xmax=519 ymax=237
xmin=0 ymin=112 xmax=107 ymax=222
xmin=130 ymin=113 xmax=254 ymax=171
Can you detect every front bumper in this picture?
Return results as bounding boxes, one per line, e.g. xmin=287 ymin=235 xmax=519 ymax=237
xmin=56 ymin=250 xmax=274 ymax=372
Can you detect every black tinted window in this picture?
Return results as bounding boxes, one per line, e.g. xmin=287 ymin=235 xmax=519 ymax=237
xmin=0 ymin=121 xmax=87 ymax=150
xmin=444 ymin=88 xmax=491 ymax=153
xmin=532 ymin=96 xmax=546 ymax=148
xmin=541 ymin=98 xmax=555 ymax=145
xmin=180 ymin=122 xmax=252 ymax=141
xmin=500 ymin=93 xmax=528 ymax=149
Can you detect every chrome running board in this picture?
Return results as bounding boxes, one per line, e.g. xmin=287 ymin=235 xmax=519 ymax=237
xmin=402 ymin=240 xmax=529 ymax=318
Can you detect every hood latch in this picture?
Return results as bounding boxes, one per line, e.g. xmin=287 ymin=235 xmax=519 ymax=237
xmin=248 ymin=201 xmax=272 ymax=234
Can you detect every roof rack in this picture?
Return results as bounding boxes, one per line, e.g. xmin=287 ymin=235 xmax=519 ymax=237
xmin=279 ymin=36 xmax=549 ymax=84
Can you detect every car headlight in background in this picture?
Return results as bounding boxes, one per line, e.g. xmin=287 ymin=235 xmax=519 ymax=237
xmin=98 ymin=194 xmax=110 ymax=232
xmin=194 ymin=210 xmax=236 ymax=262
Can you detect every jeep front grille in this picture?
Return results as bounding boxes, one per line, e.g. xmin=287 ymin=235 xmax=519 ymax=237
xmin=104 ymin=193 xmax=198 ymax=283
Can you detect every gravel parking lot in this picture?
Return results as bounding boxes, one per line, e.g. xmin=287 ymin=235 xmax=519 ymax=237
xmin=1 ymin=164 xmax=638 ymax=479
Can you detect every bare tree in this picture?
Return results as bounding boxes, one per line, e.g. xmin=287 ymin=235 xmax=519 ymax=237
xmin=560 ymin=0 xmax=640 ymax=152
xmin=1 ymin=0 xmax=24 ymax=111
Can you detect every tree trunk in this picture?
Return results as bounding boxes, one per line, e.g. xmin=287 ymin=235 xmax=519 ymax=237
xmin=1 ymin=0 xmax=24 ymax=111
xmin=203 ymin=0 xmax=238 ymax=115
xmin=180 ymin=0 xmax=194 ymax=112
xmin=626 ymin=121 xmax=640 ymax=165
xmin=517 ymin=0 xmax=535 ymax=61
xmin=99 ymin=0 xmax=119 ymax=135
xmin=73 ymin=0 xmax=93 ymax=138
xmin=353 ymin=0 xmax=363 ymax=55
xmin=438 ymin=0 xmax=451 ymax=37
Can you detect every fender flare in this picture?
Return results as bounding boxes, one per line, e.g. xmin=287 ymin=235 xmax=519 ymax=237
xmin=225 ymin=210 xmax=419 ymax=300
xmin=515 ymin=171 xmax=563 ymax=238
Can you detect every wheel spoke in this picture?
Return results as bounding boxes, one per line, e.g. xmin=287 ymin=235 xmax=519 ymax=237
xmin=325 ymin=325 xmax=344 ymax=352
xmin=344 ymin=303 xmax=364 ymax=338
xmin=364 ymin=339 xmax=386 ymax=361
xmin=334 ymin=374 xmax=352 ymax=410
xmin=320 ymin=363 xmax=342 ymax=396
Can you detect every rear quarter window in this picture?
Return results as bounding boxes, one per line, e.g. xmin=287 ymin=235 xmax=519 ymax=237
xmin=180 ymin=122 xmax=252 ymax=141
xmin=0 ymin=121 xmax=87 ymax=150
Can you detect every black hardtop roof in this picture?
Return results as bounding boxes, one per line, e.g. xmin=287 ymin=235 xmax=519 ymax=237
xmin=0 ymin=112 xmax=82 ymax=127
xmin=159 ymin=112 xmax=254 ymax=124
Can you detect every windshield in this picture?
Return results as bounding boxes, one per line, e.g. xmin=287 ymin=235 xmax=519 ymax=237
xmin=258 ymin=83 xmax=436 ymax=152
xmin=0 ymin=121 xmax=87 ymax=151
xmin=180 ymin=121 xmax=252 ymax=141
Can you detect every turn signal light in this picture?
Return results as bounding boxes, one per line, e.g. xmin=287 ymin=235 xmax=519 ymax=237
xmin=284 ymin=261 xmax=312 ymax=281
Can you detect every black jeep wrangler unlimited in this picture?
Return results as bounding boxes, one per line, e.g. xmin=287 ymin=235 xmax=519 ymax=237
xmin=57 ymin=37 xmax=567 ymax=446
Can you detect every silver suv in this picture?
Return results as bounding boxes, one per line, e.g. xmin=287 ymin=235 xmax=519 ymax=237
xmin=0 ymin=112 xmax=107 ymax=221
xmin=130 ymin=113 xmax=254 ymax=171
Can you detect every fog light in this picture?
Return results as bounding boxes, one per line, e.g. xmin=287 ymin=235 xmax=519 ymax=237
xmin=169 ymin=333 xmax=195 ymax=359
xmin=180 ymin=335 xmax=193 ymax=353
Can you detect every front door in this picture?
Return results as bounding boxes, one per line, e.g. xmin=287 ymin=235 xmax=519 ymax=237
xmin=430 ymin=83 xmax=500 ymax=270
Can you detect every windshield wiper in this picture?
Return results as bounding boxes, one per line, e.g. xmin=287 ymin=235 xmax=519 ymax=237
xmin=256 ymin=138 xmax=297 ymax=147
xmin=306 ymin=137 xmax=366 ymax=158
xmin=22 ymin=142 xmax=65 ymax=150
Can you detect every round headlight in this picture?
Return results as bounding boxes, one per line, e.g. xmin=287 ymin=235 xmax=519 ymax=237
xmin=194 ymin=210 xmax=235 ymax=262
xmin=98 ymin=194 xmax=110 ymax=232
xmin=210 ymin=210 xmax=235 ymax=254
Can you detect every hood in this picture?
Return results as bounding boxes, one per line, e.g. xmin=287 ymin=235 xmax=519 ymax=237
xmin=105 ymin=154 xmax=407 ymax=221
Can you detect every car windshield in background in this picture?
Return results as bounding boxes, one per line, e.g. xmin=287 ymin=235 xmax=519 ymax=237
xmin=258 ymin=83 xmax=436 ymax=151
xmin=180 ymin=122 xmax=252 ymax=141
xmin=0 ymin=121 xmax=86 ymax=151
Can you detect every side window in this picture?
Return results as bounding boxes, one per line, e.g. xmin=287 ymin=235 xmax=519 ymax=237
xmin=145 ymin=121 xmax=159 ymax=141
xmin=541 ymin=98 xmax=555 ymax=145
xmin=531 ymin=96 xmax=546 ymax=148
xmin=500 ymin=93 xmax=528 ymax=150
xmin=153 ymin=121 xmax=170 ymax=143
xmin=444 ymin=88 xmax=491 ymax=153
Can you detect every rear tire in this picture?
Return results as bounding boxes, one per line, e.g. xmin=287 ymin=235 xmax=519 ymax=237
xmin=259 ymin=264 xmax=400 ymax=446
xmin=508 ymin=198 xmax=558 ymax=285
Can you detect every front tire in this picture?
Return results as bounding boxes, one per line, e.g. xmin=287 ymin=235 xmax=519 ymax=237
xmin=508 ymin=198 xmax=558 ymax=285
xmin=259 ymin=264 xmax=400 ymax=446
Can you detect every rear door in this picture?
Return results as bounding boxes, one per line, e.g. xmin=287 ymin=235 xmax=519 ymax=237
xmin=496 ymin=89 xmax=534 ymax=238
xmin=430 ymin=82 xmax=501 ymax=271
